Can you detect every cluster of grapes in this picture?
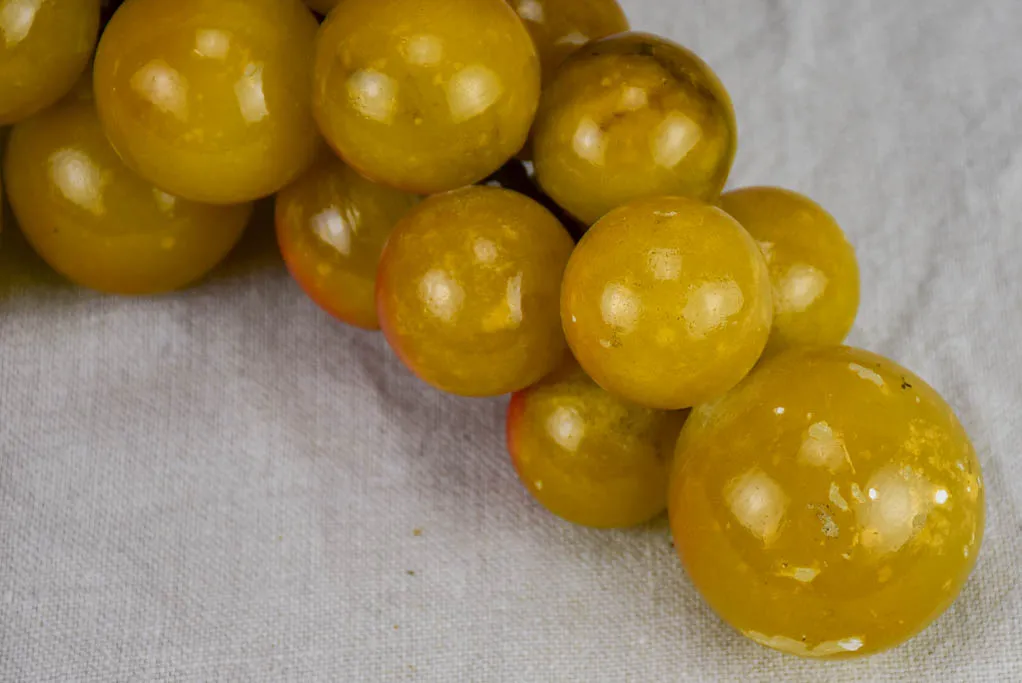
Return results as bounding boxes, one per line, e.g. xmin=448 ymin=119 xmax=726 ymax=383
xmin=0 ymin=0 xmax=984 ymax=661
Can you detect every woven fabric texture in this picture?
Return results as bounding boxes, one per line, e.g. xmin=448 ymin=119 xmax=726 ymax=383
xmin=1 ymin=0 xmax=1021 ymax=680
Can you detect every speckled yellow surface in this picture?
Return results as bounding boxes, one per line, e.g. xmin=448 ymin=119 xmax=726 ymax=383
xmin=4 ymin=86 xmax=251 ymax=294
xmin=509 ymin=0 xmax=629 ymax=86
xmin=670 ymin=346 xmax=984 ymax=659
xmin=377 ymin=186 xmax=573 ymax=397
xmin=534 ymin=32 xmax=736 ymax=225
xmin=93 ymin=0 xmax=321 ymax=204
xmin=313 ymin=0 xmax=540 ymax=194
xmin=561 ymin=196 xmax=772 ymax=410
xmin=508 ymin=357 xmax=687 ymax=528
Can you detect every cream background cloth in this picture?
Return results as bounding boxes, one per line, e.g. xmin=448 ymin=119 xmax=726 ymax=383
xmin=2 ymin=0 xmax=1021 ymax=680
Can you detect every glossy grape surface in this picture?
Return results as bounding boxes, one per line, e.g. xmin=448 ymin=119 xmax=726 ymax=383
xmin=720 ymin=187 xmax=860 ymax=355
xmin=561 ymin=196 xmax=772 ymax=410
xmin=313 ymin=0 xmax=540 ymax=194
xmin=377 ymin=186 xmax=574 ymax=397
xmin=3 ymin=85 xmax=251 ymax=294
xmin=93 ymin=0 xmax=321 ymax=204
xmin=0 ymin=0 xmax=100 ymax=125
xmin=670 ymin=346 xmax=984 ymax=658
xmin=533 ymin=32 xmax=736 ymax=225
xmin=276 ymin=155 xmax=420 ymax=330
xmin=507 ymin=357 xmax=687 ymax=528
xmin=508 ymin=0 xmax=629 ymax=85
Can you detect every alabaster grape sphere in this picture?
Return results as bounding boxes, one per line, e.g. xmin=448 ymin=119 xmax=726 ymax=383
xmin=561 ymin=196 xmax=772 ymax=410
xmin=533 ymin=32 xmax=737 ymax=225
xmin=670 ymin=346 xmax=985 ymax=659
xmin=720 ymin=187 xmax=860 ymax=355
xmin=376 ymin=186 xmax=574 ymax=397
xmin=313 ymin=0 xmax=541 ymax=194
xmin=93 ymin=0 xmax=321 ymax=204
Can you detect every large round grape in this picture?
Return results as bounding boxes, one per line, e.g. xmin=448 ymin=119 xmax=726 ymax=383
xmin=376 ymin=186 xmax=573 ymax=397
xmin=561 ymin=196 xmax=772 ymax=410
xmin=313 ymin=0 xmax=540 ymax=194
xmin=93 ymin=0 xmax=321 ymax=204
xmin=4 ymin=83 xmax=251 ymax=294
xmin=533 ymin=32 xmax=736 ymax=225
xmin=670 ymin=346 xmax=985 ymax=658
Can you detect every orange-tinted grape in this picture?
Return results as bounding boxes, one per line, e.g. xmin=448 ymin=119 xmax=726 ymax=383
xmin=276 ymin=155 xmax=420 ymax=329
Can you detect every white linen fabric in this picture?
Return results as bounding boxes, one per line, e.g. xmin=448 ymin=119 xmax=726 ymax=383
xmin=1 ymin=0 xmax=1020 ymax=680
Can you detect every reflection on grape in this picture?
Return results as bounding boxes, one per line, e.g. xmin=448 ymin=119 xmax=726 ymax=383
xmin=4 ymin=83 xmax=251 ymax=294
xmin=94 ymin=0 xmax=321 ymax=204
xmin=561 ymin=196 xmax=772 ymax=410
xmin=0 ymin=0 xmax=100 ymax=125
xmin=670 ymin=346 xmax=984 ymax=658
xmin=534 ymin=32 xmax=736 ymax=224
xmin=313 ymin=0 xmax=540 ymax=194
xmin=720 ymin=187 xmax=860 ymax=355
xmin=276 ymin=155 xmax=420 ymax=329
xmin=508 ymin=357 xmax=687 ymax=528
xmin=377 ymin=186 xmax=573 ymax=396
